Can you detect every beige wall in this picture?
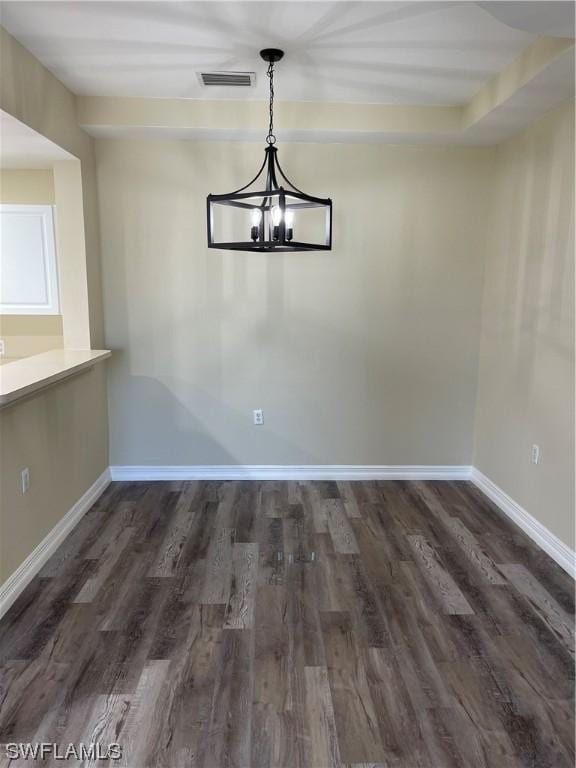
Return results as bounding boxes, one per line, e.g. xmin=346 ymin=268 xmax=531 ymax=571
xmin=97 ymin=139 xmax=493 ymax=466
xmin=0 ymin=168 xmax=63 ymax=359
xmin=0 ymin=364 xmax=108 ymax=582
xmin=0 ymin=27 xmax=104 ymax=348
xmin=0 ymin=168 xmax=55 ymax=203
xmin=474 ymin=102 xmax=575 ymax=550
xmin=0 ymin=19 xmax=572 ymax=592
xmin=52 ymin=159 xmax=92 ymax=348
xmin=0 ymin=316 xmax=63 ymax=362
xmin=0 ymin=28 xmax=109 ymax=586
xmin=0 ymin=162 xmax=94 ymax=351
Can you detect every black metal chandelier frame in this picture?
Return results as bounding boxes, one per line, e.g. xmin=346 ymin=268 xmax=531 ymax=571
xmin=206 ymin=48 xmax=332 ymax=252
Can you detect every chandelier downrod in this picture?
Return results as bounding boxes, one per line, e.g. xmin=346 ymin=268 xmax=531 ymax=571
xmin=260 ymin=49 xmax=284 ymax=146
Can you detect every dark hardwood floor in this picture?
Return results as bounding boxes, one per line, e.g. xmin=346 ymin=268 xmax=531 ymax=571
xmin=0 ymin=480 xmax=573 ymax=767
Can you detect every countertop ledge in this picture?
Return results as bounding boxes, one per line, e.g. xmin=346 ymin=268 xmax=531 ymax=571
xmin=0 ymin=349 xmax=111 ymax=408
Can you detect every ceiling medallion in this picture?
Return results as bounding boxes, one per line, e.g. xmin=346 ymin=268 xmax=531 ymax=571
xmin=206 ymin=48 xmax=333 ymax=252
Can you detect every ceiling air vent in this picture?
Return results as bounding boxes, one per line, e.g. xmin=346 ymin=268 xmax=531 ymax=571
xmin=198 ymin=71 xmax=256 ymax=87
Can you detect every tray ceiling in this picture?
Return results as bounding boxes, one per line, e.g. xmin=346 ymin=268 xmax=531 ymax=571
xmin=0 ymin=1 xmax=539 ymax=104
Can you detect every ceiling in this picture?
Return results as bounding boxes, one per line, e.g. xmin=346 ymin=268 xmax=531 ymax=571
xmin=0 ymin=1 xmax=546 ymax=105
xmin=477 ymin=2 xmax=574 ymax=37
xmin=0 ymin=110 xmax=74 ymax=168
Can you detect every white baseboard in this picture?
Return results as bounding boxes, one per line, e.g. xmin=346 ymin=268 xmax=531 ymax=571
xmin=0 ymin=468 xmax=111 ymax=620
xmin=471 ymin=468 xmax=575 ymax=579
xmin=109 ymin=465 xmax=472 ymax=481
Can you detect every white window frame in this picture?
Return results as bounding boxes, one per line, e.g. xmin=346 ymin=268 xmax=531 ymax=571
xmin=0 ymin=204 xmax=60 ymax=315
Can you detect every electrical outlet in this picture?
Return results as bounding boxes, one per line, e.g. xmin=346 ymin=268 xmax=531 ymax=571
xmin=21 ymin=467 xmax=30 ymax=493
xmin=531 ymin=444 xmax=540 ymax=465
xmin=253 ymin=409 xmax=264 ymax=426
xmin=0 ymin=340 xmax=5 ymax=356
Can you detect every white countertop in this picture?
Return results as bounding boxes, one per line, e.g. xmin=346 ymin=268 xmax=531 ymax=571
xmin=0 ymin=348 xmax=111 ymax=408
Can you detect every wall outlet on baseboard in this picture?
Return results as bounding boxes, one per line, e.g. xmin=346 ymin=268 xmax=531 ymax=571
xmin=253 ymin=409 xmax=264 ymax=426
xmin=21 ymin=467 xmax=30 ymax=493
xmin=531 ymin=444 xmax=540 ymax=465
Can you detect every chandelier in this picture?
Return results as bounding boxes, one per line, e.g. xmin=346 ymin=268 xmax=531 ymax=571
xmin=206 ymin=49 xmax=333 ymax=252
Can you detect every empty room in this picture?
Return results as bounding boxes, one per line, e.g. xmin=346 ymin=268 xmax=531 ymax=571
xmin=0 ymin=1 xmax=574 ymax=766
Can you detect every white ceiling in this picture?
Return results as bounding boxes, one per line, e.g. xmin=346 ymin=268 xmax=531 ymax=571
xmin=478 ymin=2 xmax=574 ymax=37
xmin=0 ymin=1 xmax=542 ymax=105
xmin=0 ymin=110 xmax=74 ymax=168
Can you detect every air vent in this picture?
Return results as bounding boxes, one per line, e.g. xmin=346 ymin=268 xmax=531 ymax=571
xmin=198 ymin=71 xmax=256 ymax=87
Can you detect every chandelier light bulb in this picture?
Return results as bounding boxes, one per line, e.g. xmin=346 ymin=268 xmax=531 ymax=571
xmin=285 ymin=209 xmax=295 ymax=242
xmin=272 ymin=206 xmax=283 ymax=226
xmin=250 ymin=208 xmax=262 ymax=227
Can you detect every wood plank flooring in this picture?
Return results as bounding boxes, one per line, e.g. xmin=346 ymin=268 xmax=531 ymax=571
xmin=0 ymin=480 xmax=573 ymax=767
